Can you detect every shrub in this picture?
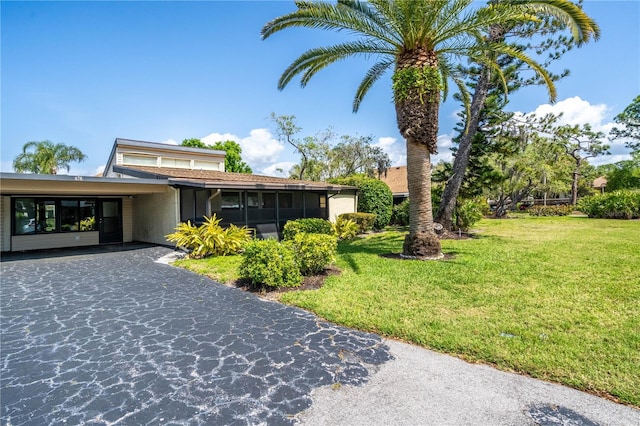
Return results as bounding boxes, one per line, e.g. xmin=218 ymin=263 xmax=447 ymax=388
xmin=282 ymin=218 xmax=333 ymax=240
xmin=332 ymin=216 xmax=359 ymax=240
xmin=528 ymin=205 xmax=574 ymax=217
xmin=165 ymin=215 xmax=251 ymax=258
xmin=453 ymin=199 xmax=485 ymax=231
xmin=331 ymin=175 xmax=393 ymax=229
xmin=239 ymin=239 xmax=302 ymax=288
xmin=289 ymin=233 xmax=337 ymax=276
xmin=578 ymin=190 xmax=640 ymax=219
xmin=391 ymin=199 xmax=410 ymax=226
xmin=339 ymin=212 xmax=376 ymax=233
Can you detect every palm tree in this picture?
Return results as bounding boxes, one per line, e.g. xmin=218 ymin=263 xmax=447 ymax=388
xmin=262 ymin=0 xmax=560 ymax=258
xmin=13 ymin=140 xmax=87 ymax=174
xmin=435 ymin=0 xmax=600 ymax=230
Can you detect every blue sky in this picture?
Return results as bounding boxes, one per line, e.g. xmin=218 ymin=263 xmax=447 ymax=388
xmin=2 ymin=0 xmax=639 ymax=177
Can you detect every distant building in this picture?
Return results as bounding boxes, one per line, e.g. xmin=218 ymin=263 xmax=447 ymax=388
xmin=593 ymin=176 xmax=607 ymax=194
xmin=379 ymin=166 xmax=408 ymax=204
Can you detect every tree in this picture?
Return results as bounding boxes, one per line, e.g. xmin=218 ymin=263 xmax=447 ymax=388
xmin=544 ymin=117 xmax=609 ymax=205
xmin=599 ymin=153 xmax=640 ymax=191
xmin=210 ymin=141 xmax=252 ymax=173
xmin=181 ymin=138 xmax=252 ymax=173
xmin=610 ymin=95 xmax=640 ymax=153
xmin=269 ymin=113 xmax=331 ymax=180
xmin=13 ymin=140 xmax=86 ymax=174
xmin=263 ymin=0 xmax=562 ymax=259
xmin=289 ymin=133 xmax=392 ymax=181
xmin=435 ymin=0 xmax=600 ymax=230
xmin=181 ymin=138 xmax=208 ymax=149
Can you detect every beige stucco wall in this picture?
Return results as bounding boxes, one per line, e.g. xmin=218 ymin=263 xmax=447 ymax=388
xmin=1 ymin=196 xmax=10 ymax=252
xmin=11 ymin=232 xmax=100 ymax=252
xmin=122 ymin=197 xmax=133 ymax=243
xmin=132 ymin=188 xmax=179 ymax=245
xmin=328 ymin=191 xmax=358 ymax=222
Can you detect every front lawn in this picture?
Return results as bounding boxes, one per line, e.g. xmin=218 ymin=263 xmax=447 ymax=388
xmin=176 ymin=216 xmax=640 ymax=406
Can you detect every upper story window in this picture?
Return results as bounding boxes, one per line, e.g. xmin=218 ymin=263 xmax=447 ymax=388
xmin=122 ymin=154 xmax=157 ymax=166
xmin=160 ymin=157 xmax=191 ymax=168
xmin=194 ymin=160 xmax=221 ymax=171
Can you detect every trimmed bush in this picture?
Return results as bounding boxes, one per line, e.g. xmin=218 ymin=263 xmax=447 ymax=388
xmin=166 ymin=215 xmax=251 ymax=258
xmin=339 ymin=212 xmax=376 ymax=233
xmin=289 ymin=233 xmax=337 ymax=276
xmin=391 ymin=199 xmax=410 ymax=226
xmin=239 ymin=239 xmax=302 ymax=288
xmin=331 ymin=175 xmax=392 ymax=229
xmin=528 ymin=205 xmax=574 ymax=217
xmin=332 ymin=216 xmax=359 ymax=240
xmin=282 ymin=218 xmax=334 ymax=240
xmin=578 ymin=190 xmax=640 ymax=219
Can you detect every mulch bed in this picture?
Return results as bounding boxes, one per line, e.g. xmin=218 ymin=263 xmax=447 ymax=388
xmin=229 ymin=266 xmax=341 ymax=300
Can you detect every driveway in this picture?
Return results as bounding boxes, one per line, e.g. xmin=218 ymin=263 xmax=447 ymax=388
xmin=1 ymin=244 xmax=391 ymax=425
xmin=2 ymin=244 xmax=638 ymax=425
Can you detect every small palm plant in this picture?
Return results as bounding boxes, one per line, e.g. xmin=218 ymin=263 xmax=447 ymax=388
xmin=166 ymin=215 xmax=251 ymax=258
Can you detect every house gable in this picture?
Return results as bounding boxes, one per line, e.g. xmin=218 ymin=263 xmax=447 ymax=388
xmin=103 ymin=138 xmax=226 ymax=178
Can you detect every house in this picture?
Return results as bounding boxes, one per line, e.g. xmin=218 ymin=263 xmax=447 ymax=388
xmin=380 ymin=166 xmax=408 ymax=204
xmin=593 ymin=176 xmax=607 ymax=194
xmin=0 ymin=138 xmax=357 ymax=252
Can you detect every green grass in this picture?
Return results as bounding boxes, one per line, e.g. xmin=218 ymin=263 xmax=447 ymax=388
xmin=174 ymin=255 xmax=242 ymax=284
xmin=175 ymin=216 xmax=640 ymax=406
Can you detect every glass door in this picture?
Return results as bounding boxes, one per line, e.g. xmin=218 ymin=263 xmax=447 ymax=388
xmin=98 ymin=199 xmax=123 ymax=244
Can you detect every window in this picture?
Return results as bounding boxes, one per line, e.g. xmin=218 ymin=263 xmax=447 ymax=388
xmin=262 ymin=193 xmax=276 ymax=209
xmin=122 ymin=154 xmax=157 ymax=166
xmin=247 ymin=192 xmax=259 ymax=208
xmin=14 ymin=198 xmax=36 ymax=235
xmin=79 ymin=200 xmax=96 ymax=231
xmin=61 ymin=200 xmax=79 ymax=231
xmin=194 ymin=160 xmax=220 ymax=171
xmin=320 ymin=195 xmax=327 ymax=209
xmin=161 ymin=157 xmax=191 ymax=168
xmin=221 ymin=192 xmax=241 ymax=209
xmin=36 ymin=201 xmax=56 ymax=233
xmin=278 ymin=193 xmax=293 ymax=209
xmin=12 ymin=198 xmax=97 ymax=235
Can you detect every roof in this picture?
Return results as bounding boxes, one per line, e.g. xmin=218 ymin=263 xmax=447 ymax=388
xmin=593 ymin=176 xmax=608 ymax=188
xmin=380 ymin=166 xmax=408 ymax=196
xmin=103 ymin=138 xmax=226 ymax=177
xmin=0 ymin=172 xmax=169 ymax=196
xmin=113 ymin=165 xmax=355 ymax=191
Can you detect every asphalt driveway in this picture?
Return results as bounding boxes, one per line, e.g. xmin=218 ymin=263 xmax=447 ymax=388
xmin=0 ymin=244 xmax=391 ymax=425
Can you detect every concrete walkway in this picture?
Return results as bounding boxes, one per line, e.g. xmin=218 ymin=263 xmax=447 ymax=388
xmin=1 ymin=244 xmax=638 ymax=425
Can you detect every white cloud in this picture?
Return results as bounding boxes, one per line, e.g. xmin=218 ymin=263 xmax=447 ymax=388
xmin=530 ymin=96 xmax=611 ymax=132
xmin=374 ymin=133 xmax=456 ymax=166
xmin=433 ymin=133 xmax=455 ymax=164
xmin=261 ymin=161 xmax=296 ymax=177
xmin=590 ymin=153 xmax=631 ymax=167
xmin=374 ymin=136 xmax=406 ymax=166
xmin=161 ymin=138 xmax=179 ymax=145
xmin=201 ymin=129 xmax=285 ymax=170
xmin=526 ymin=96 xmax=633 ymax=165
xmin=201 ymin=132 xmax=240 ymax=145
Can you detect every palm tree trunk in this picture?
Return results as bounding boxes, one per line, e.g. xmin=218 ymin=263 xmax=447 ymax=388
xmin=403 ymin=138 xmax=441 ymax=258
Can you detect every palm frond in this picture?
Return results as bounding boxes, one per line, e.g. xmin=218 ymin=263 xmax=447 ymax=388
xmin=277 ymin=41 xmax=395 ymax=90
xmin=353 ymin=58 xmax=395 ymax=112
xmin=510 ymin=0 xmax=601 ymax=44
